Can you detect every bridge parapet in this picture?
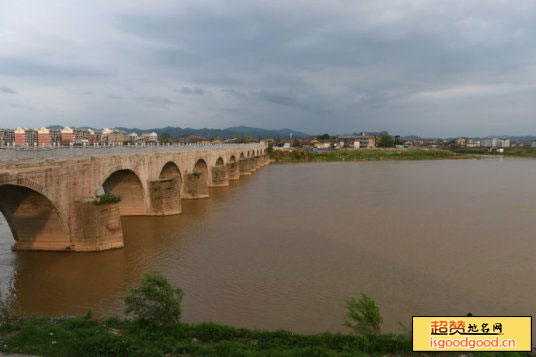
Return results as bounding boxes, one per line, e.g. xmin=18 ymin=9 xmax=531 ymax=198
xmin=0 ymin=143 xmax=263 ymax=162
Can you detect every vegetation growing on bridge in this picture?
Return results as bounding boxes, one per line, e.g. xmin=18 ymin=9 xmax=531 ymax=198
xmin=93 ymin=193 xmax=121 ymax=205
xmin=0 ymin=273 xmax=422 ymax=356
xmin=269 ymin=148 xmax=478 ymax=162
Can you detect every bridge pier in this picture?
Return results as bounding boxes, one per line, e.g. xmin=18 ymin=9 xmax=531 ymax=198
xmin=182 ymin=172 xmax=209 ymax=199
xmin=239 ymin=159 xmax=251 ymax=175
xmin=227 ymin=162 xmax=240 ymax=180
xmin=209 ymin=165 xmax=229 ymax=187
xmin=248 ymin=158 xmax=257 ymax=172
xmin=148 ymin=178 xmax=181 ymax=215
xmin=253 ymin=157 xmax=262 ymax=170
xmin=70 ymin=199 xmax=124 ymax=251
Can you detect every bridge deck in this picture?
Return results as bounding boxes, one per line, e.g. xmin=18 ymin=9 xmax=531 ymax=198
xmin=0 ymin=143 xmax=262 ymax=162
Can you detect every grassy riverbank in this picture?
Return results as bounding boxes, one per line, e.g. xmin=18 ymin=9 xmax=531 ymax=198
xmin=450 ymin=147 xmax=536 ymax=158
xmin=0 ymin=316 xmax=412 ymax=356
xmin=270 ymin=148 xmax=478 ymax=163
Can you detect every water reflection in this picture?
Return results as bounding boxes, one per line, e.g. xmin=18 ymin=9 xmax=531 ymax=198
xmin=0 ymin=216 xmax=15 ymax=296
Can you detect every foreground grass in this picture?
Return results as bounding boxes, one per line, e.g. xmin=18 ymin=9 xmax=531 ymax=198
xmin=0 ymin=316 xmax=411 ymax=356
xmin=270 ymin=148 xmax=478 ymax=162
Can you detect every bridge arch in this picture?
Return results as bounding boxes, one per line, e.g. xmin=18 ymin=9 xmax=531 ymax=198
xmin=215 ymin=157 xmax=224 ymax=166
xmin=193 ymin=159 xmax=209 ymax=176
xmin=160 ymin=161 xmax=182 ymax=188
xmin=0 ymin=183 xmax=71 ymax=250
xmin=229 ymin=155 xmax=236 ymax=162
xmin=101 ymin=169 xmax=145 ymax=215
xmin=160 ymin=161 xmax=181 ymax=179
xmin=240 ymin=152 xmax=245 ymax=160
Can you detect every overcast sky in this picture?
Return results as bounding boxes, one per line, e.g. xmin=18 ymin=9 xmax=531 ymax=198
xmin=1 ymin=1 xmax=536 ymax=136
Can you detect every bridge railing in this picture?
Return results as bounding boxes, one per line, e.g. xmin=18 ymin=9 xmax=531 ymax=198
xmin=0 ymin=143 xmax=265 ymax=162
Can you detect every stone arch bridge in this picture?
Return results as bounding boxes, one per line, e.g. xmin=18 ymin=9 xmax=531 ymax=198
xmin=0 ymin=143 xmax=268 ymax=252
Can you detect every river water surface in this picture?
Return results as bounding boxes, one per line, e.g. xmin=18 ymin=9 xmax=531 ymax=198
xmin=1 ymin=159 xmax=536 ymax=334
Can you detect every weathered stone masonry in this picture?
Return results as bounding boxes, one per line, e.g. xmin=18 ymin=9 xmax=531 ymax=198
xmin=0 ymin=145 xmax=268 ymax=252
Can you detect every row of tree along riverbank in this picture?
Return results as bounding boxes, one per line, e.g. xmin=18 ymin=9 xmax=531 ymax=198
xmin=449 ymin=146 xmax=536 ymax=158
xmin=268 ymin=148 xmax=480 ymax=163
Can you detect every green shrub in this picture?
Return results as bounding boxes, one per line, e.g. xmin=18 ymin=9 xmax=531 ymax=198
xmin=94 ymin=193 xmax=121 ymax=205
xmin=344 ymin=293 xmax=382 ymax=340
xmin=266 ymin=143 xmax=274 ymax=157
xmin=124 ymin=273 xmax=183 ymax=327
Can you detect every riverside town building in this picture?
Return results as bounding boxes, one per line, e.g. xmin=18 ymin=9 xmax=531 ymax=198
xmin=0 ymin=127 xmax=161 ymax=147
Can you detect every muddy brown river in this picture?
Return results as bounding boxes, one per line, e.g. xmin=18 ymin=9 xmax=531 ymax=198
xmin=1 ymin=159 xmax=536 ymax=334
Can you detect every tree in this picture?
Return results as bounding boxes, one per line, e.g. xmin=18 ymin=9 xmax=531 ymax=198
xmin=244 ymin=133 xmax=254 ymax=142
xmin=317 ymin=133 xmax=330 ymax=140
xmin=266 ymin=143 xmax=274 ymax=156
xmin=124 ymin=272 xmax=184 ymax=326
xmin=378 ymin=133 xmax=394 ymax=148
xmin=344 ymin=293 xmax=382 ymax=340
xmin=159 ymin=132 xmax=174 ymax=144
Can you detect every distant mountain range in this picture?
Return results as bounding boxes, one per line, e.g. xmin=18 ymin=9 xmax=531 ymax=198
xmin=45 ymin=125 xmax=536 ymax=142
xmin=48 ymin=125 xmax=309 ymax=139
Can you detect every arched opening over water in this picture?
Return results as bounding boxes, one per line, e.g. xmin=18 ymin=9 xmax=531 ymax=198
xmin=240 ymin=153 xmax=245 ymax=160
xmin=159 ymin=161 xmax=182 ymax=194
xmin=0 ymin=184 xmax=71 ymax=250
xmin=0 ymin=210 xmax=15 ymax=304
xmin=102 ymin=169 xmax=145 ymax=215
xmin=216 ymin=157 xmax=224 ymax=166
xmin=193 ymin=159 xmax=209 ymax=178
xmin=160 ymin=161 xmax=182 ymax=180
xmin=229 ymin=155 xmax=236 ymax=163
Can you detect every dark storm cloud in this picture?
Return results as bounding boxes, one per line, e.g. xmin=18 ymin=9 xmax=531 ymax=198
xmin=256 ymin=90 xmax=313 ymax=112
xmin=2 ymin=1 xmax=536 ymax=135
